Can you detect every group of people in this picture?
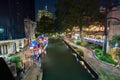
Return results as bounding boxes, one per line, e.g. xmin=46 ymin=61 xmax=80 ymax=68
xmin=29 ymin=35 xmax=48 ymax=67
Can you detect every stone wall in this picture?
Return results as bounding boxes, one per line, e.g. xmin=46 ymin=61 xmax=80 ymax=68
xmin=108 ymin=7 xmax=120 ymax=40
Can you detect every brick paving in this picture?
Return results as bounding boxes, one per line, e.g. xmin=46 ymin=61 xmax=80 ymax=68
xmin=64 ymin=38 xmax=120 ymax=77
xmin=22 ymin=64 xmax=42 ymax=80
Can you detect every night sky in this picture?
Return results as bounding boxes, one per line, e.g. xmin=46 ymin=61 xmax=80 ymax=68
xmin=35 ymin=0 xmax=119 ymax=20
xmin=35 ymin=0 xmax=57 ymax=20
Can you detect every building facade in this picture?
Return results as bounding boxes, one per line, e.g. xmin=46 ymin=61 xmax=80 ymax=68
xmin=108 ymin=7 xmax=120 ymax=40
xmin=0 ymin=0 xmax=35 ymax=57
xmin=0 ymin=0 xmax=35 ymax=40
xmin=24 ymin=18 xmax=37 ymax=40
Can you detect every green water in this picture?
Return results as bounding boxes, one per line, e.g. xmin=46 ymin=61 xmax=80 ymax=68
xmin=42 ymin=39 xmax=96 ymax=80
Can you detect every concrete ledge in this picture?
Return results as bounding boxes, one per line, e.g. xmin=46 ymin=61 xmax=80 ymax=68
xmin=0 ymin=38 xmax=25 ymax=43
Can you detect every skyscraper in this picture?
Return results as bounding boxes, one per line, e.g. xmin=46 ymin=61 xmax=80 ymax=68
xmin=0 ymin=0 xmax=35 ymax=40
xmin=0 ymin=0 xmax=35 ymax=55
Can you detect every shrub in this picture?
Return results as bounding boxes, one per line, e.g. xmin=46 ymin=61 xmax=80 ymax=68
xmin=76 ymin=40 xmax=81 ymax=45
xmin=10 ymin=56 xmax=22 ymax=68
xmin=69 ymin=38 xmax=74 ymax=41
xmin=72 ymin=46 xmax=78 ymax=49
xmin=7 ymin=53 xmax=15 ymax=57
xmin=81 ymin=41 xmax=87 ymax=47
xmin=89 ymin=45 xmax=95 ymax=49
xmin=95 ymin=45 xmax=102 ymax=49
xmin=11 ymin=56 xmax=21 ymax=63
xmin=95 ymin=48 xmax=101 ymax=53
xmin=87 ymin=43 xmax=117 ymax=64
xmin=76 ymin=49 xmax=84 ymax=56
xmin=96 ymin=52 xmax=117 ymax=64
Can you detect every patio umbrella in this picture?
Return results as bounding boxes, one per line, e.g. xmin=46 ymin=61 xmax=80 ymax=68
xmin=29 ymin=40 xmax=38 ymax=49
xmin=37 ymin=36 xmax=44 ymax=43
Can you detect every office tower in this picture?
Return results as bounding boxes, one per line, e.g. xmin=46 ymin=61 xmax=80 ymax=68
xmin=0 ymin=0 xmax=35 ymax=40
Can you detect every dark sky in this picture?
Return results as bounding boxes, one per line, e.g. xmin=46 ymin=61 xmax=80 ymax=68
xmin=35 ymin=0 xmax=57 ymax=20
xmin=35 ymin=0 xmax=119 ymax=20
xmin=99 ymin=0 xmax=119 ymax=6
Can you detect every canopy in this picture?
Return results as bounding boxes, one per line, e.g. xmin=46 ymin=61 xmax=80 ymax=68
xmin=29 ymin=40 xmax=38 ymax=47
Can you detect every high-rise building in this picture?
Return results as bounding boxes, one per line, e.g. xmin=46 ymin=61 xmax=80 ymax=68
xmin=37 ymin=5 xmax=53 ymax=21
xmin=23 ymin=0 xmax=35 ymax=21
xmin=0 ymin=0 xmax=35 ymax=56
xmin=0 ymin=0 xmax=35 ymax=40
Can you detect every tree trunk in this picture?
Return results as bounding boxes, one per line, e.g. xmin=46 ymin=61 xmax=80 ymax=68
xmin=79 ymin=23 xmax=83 ymax=42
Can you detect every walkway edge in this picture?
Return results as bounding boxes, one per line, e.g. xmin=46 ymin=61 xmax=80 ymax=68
xmin=63 ymin=39 xmax=99 ymax=79
xmin=63 ymin=37 xmax=120 ymax=78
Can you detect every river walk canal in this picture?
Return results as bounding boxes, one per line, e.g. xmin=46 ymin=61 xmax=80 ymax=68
xmin=42 ymin=39 xmax=96 ymax=80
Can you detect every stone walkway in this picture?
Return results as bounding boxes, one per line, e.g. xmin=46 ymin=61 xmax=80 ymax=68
xmin=22 ymin=64 xmax=42 ymax=80
xmin=64 ymin=38 xmax=120 ymax=77
xmin=19 ymin=47 xmax=43 ymax=80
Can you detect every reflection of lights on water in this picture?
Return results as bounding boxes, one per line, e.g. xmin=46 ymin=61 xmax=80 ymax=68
xmin=79 ymin=60 xmax=95 ymax=78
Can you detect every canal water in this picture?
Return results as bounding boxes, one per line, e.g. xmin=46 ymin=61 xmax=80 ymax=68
xmin=42 ymin=39 xmax=96 ymax=80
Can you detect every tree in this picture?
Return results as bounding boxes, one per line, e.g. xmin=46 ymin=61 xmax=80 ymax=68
xmin=36 ymin=16 xmax=56 ymax=34
xmin=111 ymin=35 xmax=120 ymax=44
xmin=7 ymin=54 xmax=22 ymax=69
xmin=55 ymin=0 xmax=104 ymax=40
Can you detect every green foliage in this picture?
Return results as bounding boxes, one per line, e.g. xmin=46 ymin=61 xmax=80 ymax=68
xmin=55 ymin=0 xmax=104 ymax=32
xmin=11 ymin=56 xmax=22 ymax=68
xmin=111 ymin=35 xmax=120 ymax=44
xmin=76 ymin=49 xmax=84 ymax=56
xmin=86 ymin=42 xmax=117 ymax=64
xmin=72 ymin=45 xmax=78 ymax=49
xmin=94 ymin=47 xmax=117 ymax=64
xmin=81 ymin=41 xmax=88 ymax=47
xmin=69 ymin=38 xmax=74 ymax=41
xmin=72 ymin=45 xmax=83 ymax=56
xmin=95 ymin=48 xmax=101 ymax=52
xmin=11 ymin=56 xmax=21 ymax=63
xmin=76 ymin=39 xmax=81 ymax=45
xmin=89 ymin=45 xmax=96 ymax=49
xmin=99 ymin=54 xmax=117 ymax=64
xmin=7 ymin=53 xmax=15 ymax=57
xmin=36 ymin=16 xmax=56 ymax=33
xmin=7 ymin=54 xmax=22 ymax=68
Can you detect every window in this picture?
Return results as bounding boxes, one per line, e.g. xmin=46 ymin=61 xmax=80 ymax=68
xmin=0 ymin=45 xmax=8 ymax=55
